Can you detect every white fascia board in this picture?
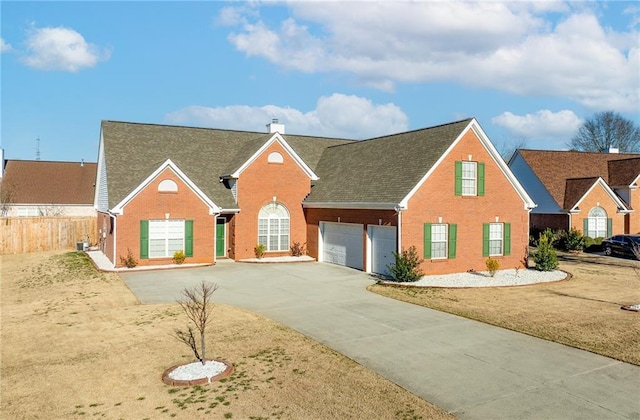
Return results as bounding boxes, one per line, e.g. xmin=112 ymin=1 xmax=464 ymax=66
xmin=219 ymin=208 xmax=241 ymax=214
xmin=111 ymin=159 xmax=221 ymax=215
xmin=230 ymin=133 xmax=319 ymax=180
xmin=302 ymin=202 xmax=402 ymax=210
xmin=93 ymin=129 xmax=105 ymax=210
xmin=399 ymin=119 xmax=536 ymax=210
xmin=570 ymin=177 xmax=631 ymax=213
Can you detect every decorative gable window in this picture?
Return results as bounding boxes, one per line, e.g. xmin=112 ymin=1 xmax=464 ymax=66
xmin=258 ymin=203 xmax=290 ymax=251
xmin=455 ymin=161 xmax=485 ymax=196
xmin=423 ymin=223 xmax=457 ymax=259
xmin=158 ymin=179 xmax=178 ymax=192
xmin=267 ymin=152 xmax=284 ymax=164
xmin=140 ymin=220 xmax=193 ymax=259
xmin=585 ymin=207 xmax=611 ymax=238
xmin=482 ymin=222 xmax=511 ymax=257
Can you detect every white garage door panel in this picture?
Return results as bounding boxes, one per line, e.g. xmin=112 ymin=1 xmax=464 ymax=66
xmin=322 ymin=222 xmax=364 ymax=270
xmin=371 ymin=226 xmax=397 ymax=276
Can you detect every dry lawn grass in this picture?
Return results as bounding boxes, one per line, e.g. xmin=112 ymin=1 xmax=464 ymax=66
xmin=370 ymin=252 xmax=640 ymax=365
xmin=1 ymin=251 xmax=453 ymax=420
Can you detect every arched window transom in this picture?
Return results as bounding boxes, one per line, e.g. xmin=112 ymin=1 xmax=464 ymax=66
xmin=158 ymin=179 xmax=178 ymax=192
xmin=268 ymin=152 xmax=284 ymax=164
xmin=586 ymin=206 xmax=607 ymax=238
xmin=258 ymin=203 xmax=290 ymax=251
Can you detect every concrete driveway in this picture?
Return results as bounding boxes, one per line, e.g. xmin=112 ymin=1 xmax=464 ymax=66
xmin=120 ymin=260 xmax=640 ymax=420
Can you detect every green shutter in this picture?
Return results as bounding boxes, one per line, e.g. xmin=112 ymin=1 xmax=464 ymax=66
xmin=477 ymin=162 xmax=485 ymax=196
xmin=504 ymin=223 xmax=511 ymax=256
xmin=423 ymin=223 xmax=432 ymax=259
xmin=607 ymin=218 xmax=612 ymax=237
xmin=583 ymin=218 xmax=589 ymax=237
xmin=140 ymin=220 xmax=149 ymax=259
xmin=185 ymin=220 xmax=194 ymax=257
xmin=454 ymin=161 xmax=462 ymax=196
xmin=448 ymin=224 xmax=457 ymax=259
xmin=482 ymin=223 xmax=490 ymax=257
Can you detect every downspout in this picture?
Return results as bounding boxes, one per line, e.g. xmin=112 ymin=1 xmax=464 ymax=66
xmin=395 ymin=206 xmax=402 ymax=253
xmin=112 ymin=214 xmax=117 ymax=270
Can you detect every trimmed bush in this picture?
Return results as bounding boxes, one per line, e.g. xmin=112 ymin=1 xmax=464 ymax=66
xmin=485 ymin=257 xmax=500 ymax=277
xmin=173 ymin=250 xmax=186 ymax=264
xmin=532 ymin=234 xmax=558 ymax=271
xmin=559 ymin=228 xmax=585 ymax=251
xmin=387 ymin=246 xmax=424 ymax=283
xmin=254 ymin=244 xmax=266 ymax=259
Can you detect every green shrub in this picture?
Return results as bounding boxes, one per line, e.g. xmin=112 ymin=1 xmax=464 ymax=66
xmin=254 ymin=244 xmax=266 ymax=259
xmin=387 ymin=246 xmax=424 ymax=282
xmin=560 ymin=228 xmax=585 ymax=251
xmin=485 ymin=257 xmax=500 ymax=277
xmin=119 ymin=248 xmax=138 ymax=268
xmin=290 ymin=241 xmax=306 ymax=257
xmin=173 ymin=250 xmax=186 ymax=264
xmin=532 ymin=234 xmax=558 ymax=271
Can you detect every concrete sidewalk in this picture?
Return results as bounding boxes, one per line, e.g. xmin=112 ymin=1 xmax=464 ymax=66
xmin=117 ymin=259 xmax=640 ymax=419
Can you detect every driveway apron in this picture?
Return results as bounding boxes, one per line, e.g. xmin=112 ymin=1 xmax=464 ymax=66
xmin=120 ymin=261 xmax=640 ymax=420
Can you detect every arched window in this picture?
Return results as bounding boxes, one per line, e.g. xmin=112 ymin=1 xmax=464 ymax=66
xmin=587 ymin=206 xmax=607 ymax=238
xmin=268 ymin=152 xmax=284 ymax=163
xmin=158 ymin=179 xmax=178 ymax=192
xmin=258 ymin=203 xmax=290 ymax=251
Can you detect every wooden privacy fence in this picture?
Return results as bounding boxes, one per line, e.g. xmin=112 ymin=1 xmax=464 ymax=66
xmin=0 ymin=217 xmax=97 ymax=255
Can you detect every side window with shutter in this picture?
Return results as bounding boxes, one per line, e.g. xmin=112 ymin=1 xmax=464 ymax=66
xmin=140 ymin=220 xmax=149 ymax=259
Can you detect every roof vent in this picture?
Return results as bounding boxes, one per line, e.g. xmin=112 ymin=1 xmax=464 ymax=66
xmin=609 ymin=147 xmax=619 ymax=154
xmin=266 ymin=119 xmax=285 ymax=134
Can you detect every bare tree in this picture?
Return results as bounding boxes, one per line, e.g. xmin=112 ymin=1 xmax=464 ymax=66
xmin=0 ymin=180 xmax=16 ymax=216
xmin=498 ymin=137 xmax=529 ymax=163
xmin=174 ymin=281 xmax=218 ymax=365
xmin=569 ymin=111 xmax=640 ymax=152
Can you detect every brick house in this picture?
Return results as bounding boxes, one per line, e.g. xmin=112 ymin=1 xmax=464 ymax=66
xmin=508 ymin=149 xmax=639 ymax=238
xmin=0 ymin=154 xmax=97 ymax=217
xmin=96 ymin=118 xmax=535 ymax=274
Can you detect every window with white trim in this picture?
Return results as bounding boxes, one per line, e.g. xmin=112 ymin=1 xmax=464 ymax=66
xmin=462 ymin=161 xmax=477 ymax=196
xmin=158 ymin=179 xmax=178 ymax=192
xmin=489 ymin=223 xmax=503 ymax=256
xmin=258 ymin=203 xmax=290 ymax=251
xmin=431 ymin=224 xmax=448 ymax=259
xmin=149 ymin=220 xmax=184 ymax=258
xmin=587 ymin=207 xmax=607 ymax=238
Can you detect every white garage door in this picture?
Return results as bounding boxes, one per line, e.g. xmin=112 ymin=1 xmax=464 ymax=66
xmin=321 ymin=222 xmax=364 ymax=270
xmin=370 ymin=225 xmax=397 ymax=276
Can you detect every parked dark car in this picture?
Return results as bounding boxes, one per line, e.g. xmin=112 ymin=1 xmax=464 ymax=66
xmin=601 ymin=234 xmax=640 ymax=258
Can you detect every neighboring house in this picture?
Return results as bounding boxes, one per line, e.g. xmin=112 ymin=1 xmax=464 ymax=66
xmin=0 ymin=154 xmax=97 ymax=217
xmin=508 ymin=149 xmax=640 ymax=239
xmin=96 ymin=118 xmax=535 ymax=274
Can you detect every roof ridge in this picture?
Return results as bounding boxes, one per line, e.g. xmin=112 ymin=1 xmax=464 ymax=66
xmin=324 ymin=117 xmax=474 ymax=150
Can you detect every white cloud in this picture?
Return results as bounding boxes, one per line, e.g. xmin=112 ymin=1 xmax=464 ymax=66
xmin=492 ymin=109 xmax=583 ymax=140
xmin=165 ymin=93 xmax=408 ymax=139
xmin=0 ymin=38 xmax=11 ymax=53
xmin=223 ymin=2 xmax=639 ymax=111
xmin=21 ymin=25 xmax=111 ymax=72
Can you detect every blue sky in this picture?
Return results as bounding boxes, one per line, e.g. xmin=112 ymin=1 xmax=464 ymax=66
xmin=1 ymin=1 xmax=638 ymax=162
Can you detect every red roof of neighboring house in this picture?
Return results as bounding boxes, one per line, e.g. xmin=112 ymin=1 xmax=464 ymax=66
xmin=517 ymin=150 xmax=640 ymax=210
xmin=1 ymin=160 xmax=97 ymax=205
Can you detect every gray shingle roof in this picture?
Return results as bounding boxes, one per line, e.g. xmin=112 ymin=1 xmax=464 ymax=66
xmin=304 ymin=119 xmax=473 ymax=204
xmin=101 ymin=121 xmax=353 ymax=210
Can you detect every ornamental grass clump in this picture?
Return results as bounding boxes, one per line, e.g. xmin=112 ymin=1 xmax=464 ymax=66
xmin=387 ymin=246 xmax=424 ymax=283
